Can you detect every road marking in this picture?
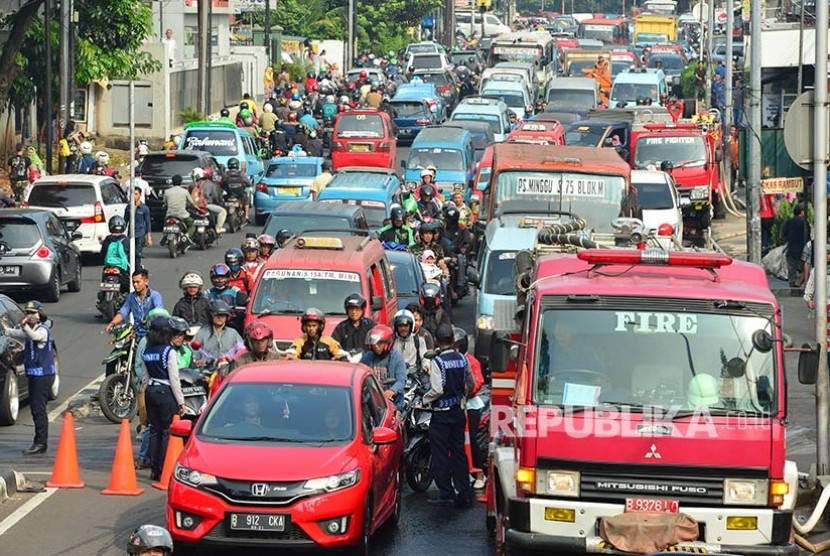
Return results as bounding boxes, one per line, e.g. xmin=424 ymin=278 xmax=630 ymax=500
xmin=48 ymin=373 xmax=104 ymax=422
xmin=0 ymin=488 xmax=57 ymax=536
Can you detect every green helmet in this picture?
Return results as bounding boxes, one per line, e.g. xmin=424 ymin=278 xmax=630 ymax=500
xmin=240 ymin=108 xmax=252 ymax=119
xmin=144 ymin=307 xmax=170 ymax=328
xmin=687 ymin=374 xmax=719 ymax=408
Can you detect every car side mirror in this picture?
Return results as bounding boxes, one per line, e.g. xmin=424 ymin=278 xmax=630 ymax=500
xmin=371 ymin=295 xmax=383 ymax=311
xmin=372 ymin=426 xmax=397 ymax=445
xmin=798 ymin=343 xmax=820 ymax=385
xmin=170 ymin=419 xmax=193 ymax=438
xmin=467 ymin=268 xmax=480 ymax=286
xmin=71 ymin=230 xmax=83 ymax=241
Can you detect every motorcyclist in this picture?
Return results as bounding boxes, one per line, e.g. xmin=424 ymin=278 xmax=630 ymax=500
xmin=191 ymin=168 xmax=227 ymax=234
xmin=321 ymin=95 xmax=338 ymax=122
xmin=206 ymin=263 xmax=247 ymax=333
xmin=450 ymin=190 xmax=474 ymax=226
xmin=93 ymin=151 xmax=116 ymax=177
xmin=193 ymin=299 xmax=245 ymax=362
xmin=331 ymin=293 xmax=376 ymax=354
xmin=392 ymin=309 xmax=430 ymax=379
xmin=100 ymin=215 xmax=130 ymax=293
xmin=235 ymin=322 xmax=281 ymax=366
xmin=306 ymin=128 xmax=324 ymax=157
xmin=126 ymin=524 xmax=174 ymax=555
xmin=411 ymin=220 xmax=447 ymax=266
xmin=286 ymin=308 xmax=343 ymax=361
xmin=275 ymin=228 xmax=292 ymax=248
xmin=218 ymin=107 xmax=234 ymax=125
xmin=257 ymin=234 xmax=277 ymax=260
xmin=660 ymin=160 xmax=674 ymax=176
xmin=377 ymin=204 xmax=415 ymax=247
xmin=224 ymin=248 xmax=251 ymax=294
xmin=442 ymin=204 xmax=472 ymax=257
xmin=163 ymin=174 xmax=196 ymax=241
xmin=260 ymin=102 xmax=278 ymax=133
xmin=361 ymin=325 xmax=407 ymax=410
xmin=299 ymin=110 xmax=320 ymax=133
xmin=221 ymin=158 xmax=251 ymax=223
xmin=241 ymin=237 xmax=263 ymax=279
xmin=77 ymin=141 xmax=96 ymax=174
xmin=172 ymin=272 xmax=211 ymax=327
xmin=420 ymin=282 xmax=450 ymax=336
xmin=417 ymin=182 xmax=442 ymax=222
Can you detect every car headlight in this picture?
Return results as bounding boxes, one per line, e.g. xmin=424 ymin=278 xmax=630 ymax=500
xmin=690 ymin=186 xmax=709 ymax=200
xmin=477 ymin=315 xmax=495 ymax=331
xmin=303 ymin=469 xmax=361 ymax=493
xmin=540 ymin=470 xmax=580 ymax=497
xmin=723 ymin=478 xmax=768 ymax=506
xmin=174 ymin=463 xmax=218 ymax=488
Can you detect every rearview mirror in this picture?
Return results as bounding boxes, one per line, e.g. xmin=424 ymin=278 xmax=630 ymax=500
xmin=400 ymin=160 xmax=406 ymax=169
xmin=372 ymin=426 xmax=398 ymax=445
xmin=170 ymin=419 xmax=193 ymax=438
xmin=371 ymin=295 xmax=383 ymax=311
xmin=751 ymin=329 xmax=773 ymax=353
xmin=798 ymin=343 xmax=820 ymax=385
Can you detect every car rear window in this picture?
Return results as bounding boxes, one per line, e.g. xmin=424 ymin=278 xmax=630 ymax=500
xmin=264 ymin=215 xmax=353 ymax=236
xmin=390 ymin=258 xmax=420 ymax=295
xmin=417 ymin=73 xmax=450 ymax=87
xmin=412 ymin=55 xmax=443 ymax=69
xmin=0 ymin=219 xmax=41 ymax=249
xmin=266 ymin=163 xmax=319 ymax=178
xmin=391 ymin=101 xmax=430 ymax=118
xmin=140 ymin=155 xmax=203 ymax=177
xmin=28 ymin=183 xmax=96 ymax=207
xmin=182 ymin=129 xmax=239 ymax=156
xmin=337 ymin=114 xmax=385 ymax=138
xmin=409 ymin=44 xmax=437 ymax=55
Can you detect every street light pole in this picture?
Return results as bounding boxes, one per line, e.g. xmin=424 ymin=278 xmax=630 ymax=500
xmin=45 ymin=0 xmax=53 ymax=175
xmin=705 ymin=0 xmax=714 ymax=109
xmin=197 ymin=0 xmax=208 ymax=115
xmin=746 ymin=0 xmax=762 ymax=263
xmin=128 ymin=81 xmax=136 ymax=275
xmin=724 ymin=0 xmax=733 ymax=191
xmin=265 ymin=0 xmax=271 ymax=63
xmin=59 ymin=0 xmax=70 ymax=131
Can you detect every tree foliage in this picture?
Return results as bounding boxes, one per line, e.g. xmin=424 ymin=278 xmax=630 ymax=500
xmin=0 ymin=0 xmax=44 ymax=111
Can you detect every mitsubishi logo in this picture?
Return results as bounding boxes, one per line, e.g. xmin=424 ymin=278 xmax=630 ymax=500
xmin=251 ymin=483 xmax=270 ymax=496
xmin=645 ymin=443 xmax=662 ymax=459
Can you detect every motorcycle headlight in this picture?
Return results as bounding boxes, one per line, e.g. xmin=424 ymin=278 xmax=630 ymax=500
xmin=477 ymin=315 xmax=495 ymax=331
xmin=405 ymin=181 xmax=418 ymax=189
xmin=174 ymin=463 xmax=218 ymax=488
xmin=303 ymin=469 xmax=361 ymax=493
xmin=690 ymin=186 xmax=709 ymax=200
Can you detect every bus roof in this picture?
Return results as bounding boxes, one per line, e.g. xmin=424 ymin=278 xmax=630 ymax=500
xmin=491 ymin=144 xmax=630 ymax=177
xmin=491 ymin=30 xmax=554 ymax=46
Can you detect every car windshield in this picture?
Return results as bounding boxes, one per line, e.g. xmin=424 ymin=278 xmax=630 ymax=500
xmin=409 ymin=44 xmax=437 ymax=54
xmin=392 ymin=101 xmax=430 ymax=118
xmin=494 ymin=170 xmax=625 ymax=234
xmin=579 ymin=24 xmax=615 ymax=43
xmin=636 ymin=181 xmax=675 ymax=210
xmin=648 ymin=55 xmax=684 ymax=71
xmin=484 ymin=250 xmax=517 ymax=295
xmin=263 ymin=215 xmax=353 ymax=236
xmin=337 ymin=114 xmax=385 ymax=138
xmin=453 ymin=113 xmax=502 ymax=135
xmin=0 ymin=219 xmax=41 ymax=248
xmin=182 ymin=130 xmax=239 ymax=156
xmin=411 ymin=55 xmax=443 ymax=69
xmin=407 ymin=147 xmax=465 ymax=170
xmin=634 ymin=136 xmax=707 ymax=168
xmin=140 ymin=156 xmax=203 ymax=177
xmin=200 ymin=383 xmax=354 ymax=442
xmin=483 ymin=91 xmax=525 ymax=108
xmin=565 ymin=125 xmax=606 ymax=146
xmin=610 ymin=82 xmax=660 ymax=103
xmin=266 ymin=163 xmax=319 ymax=179
xmin=547 ymin=89 xmax=596 ymax=110
xmin=390 ymin=258 xmax=421 ymax=295
xmin=251 ymin=268 xmax=362 ymax=315
xmin=416 ymin=73 xmax=450 ymax=86
xmin=533 ymin=308 xmax=776 ymax=416
xmin=28 ymin=184 xmax=96 ymax=207
xmin=637 ymin=33 xmax=668 ymax=44
xmin=566 ymin=59 xmax=598 ymax=76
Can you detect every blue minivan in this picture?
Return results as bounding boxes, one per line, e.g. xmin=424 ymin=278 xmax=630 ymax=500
xmin=316 ymin=168 xmax=404 ymax=228
xmin=403 ymin=126 xmax=476 ymax=196
xmin=253 ymin=155 xmax=324 ymax=225
xmin=179 ymin=121 xmax=265 ymax=184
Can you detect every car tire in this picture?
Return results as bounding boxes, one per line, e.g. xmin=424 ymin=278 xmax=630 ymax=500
xmin=43 ymin=270 xmax=61 ymax=303
xmin=0 ymin=371 xmax=19 ymax=426
xmin=391 ymin=463 xmax=403 ymax=527
xmin=67 ymin=262 xmax=82 ymax=293
xmin=49 ymin=352 xmax=60 ymax=401
xmin=255 ymin=214 xmax=266 ymax=226
xmin=350 ymin=499 xmax=372 ymax=556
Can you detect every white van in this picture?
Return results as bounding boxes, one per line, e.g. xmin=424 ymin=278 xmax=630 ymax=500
xmin=456 ymin=11 xmax=510 ymax=38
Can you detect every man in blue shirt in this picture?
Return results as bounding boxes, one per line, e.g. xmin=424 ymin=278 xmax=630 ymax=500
xmin=106 ymin=268 xmax=165 ymax=338
xmin=124 ymin=186 xmax=153 ymax=270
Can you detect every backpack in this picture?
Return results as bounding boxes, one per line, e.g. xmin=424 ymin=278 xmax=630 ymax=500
xmin=104 ymin=237 xmax=129 ymax=270
xmin=10 ymin=156 xmax=27 ymax=180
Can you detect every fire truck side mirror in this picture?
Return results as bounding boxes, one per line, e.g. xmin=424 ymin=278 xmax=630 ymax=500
xmin=490 ymin=331 xmax=512 ymax=373
xmin=798 ymin=343 xmax=820 ymax=385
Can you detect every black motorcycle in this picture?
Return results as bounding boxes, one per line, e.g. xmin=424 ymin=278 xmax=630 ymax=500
xmin=161 ymin=216 xmax=189 ymax=259
xmin=96 ymin=266 xmax=127 ymax=321
xmin=191 ymin=209 xmax=218 ymax=251
xmin=224 ymin=193 xmax=246 ymax=233
xmin=179 ymin=364 xmax=212 ymax=420
xmin=403 ymin=379 xmax=434 ymax=492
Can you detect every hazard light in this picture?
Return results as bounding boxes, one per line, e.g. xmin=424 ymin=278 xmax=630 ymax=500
xmin=642 ymin=123 xmax=699 ymax=131
xmin=296 ymin=237 xmax=344 ymax=250
xmin=577 ymin=249 xmax=732 ymax=268
xmin=657 ymin=223 xmax=674 ymax=237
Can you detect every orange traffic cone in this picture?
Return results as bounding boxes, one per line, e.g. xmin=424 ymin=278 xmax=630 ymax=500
xmin=46 ymin=412 xmax=84 ymax=488
xmin=102 ymin=418 xmax=144 ymax=496
xmin=152 ymin=416 xmax=184 ymax=491
xmin=464 ymin=420 xmax=482 ymax=476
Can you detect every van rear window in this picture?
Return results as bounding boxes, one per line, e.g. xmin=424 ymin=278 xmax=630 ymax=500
xmin=182 ymin=130 xmax=239 ymax=156
xmin=28 ymin=184 xmax=96 ymax=207
xmin=337 ymin=114 xmax=385 ymax=138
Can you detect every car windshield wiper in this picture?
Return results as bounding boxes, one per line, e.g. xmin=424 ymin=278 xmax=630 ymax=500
xmin=231 ymin=436 xmax=304 ymax=442
xmin=563 ymin=401 xmax=653 ymax=414
xmin=668 ymin=406 xmax=770 ymax=420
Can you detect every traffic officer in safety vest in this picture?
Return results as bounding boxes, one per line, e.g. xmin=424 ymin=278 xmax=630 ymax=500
xmin=423 ymin=323 xmax=476 ymax=508
xmin=4 ymin=301 xmax=56 ymax=455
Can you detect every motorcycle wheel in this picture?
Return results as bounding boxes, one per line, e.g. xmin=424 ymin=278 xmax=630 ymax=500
xmin=405 ymin=441 xmax=433 ymax=492
xmin=100 ymin=299 xmax=116 ymax=322
xmin=226 ymin=211 xmax=236 ymax=234
xmin=99 ymin=373 xmax=138 ymax=424
xmin=198 ymin=233 xmax=206 ymax=251
xmin=168 ymin=236 xmax=178 ymax=259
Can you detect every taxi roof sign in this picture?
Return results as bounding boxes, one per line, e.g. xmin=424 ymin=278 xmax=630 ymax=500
xmin=296 ymin=237 xmax=345 ymax=250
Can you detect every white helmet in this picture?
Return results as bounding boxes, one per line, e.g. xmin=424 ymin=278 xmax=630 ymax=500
xmin=96 ymin=151 xmax=110 ymax=165
xmin=191 ymin=167 xmax=205 ymax=181
xmin=326 ymin=95 xmax=336 ymax=103
xmin=420 ymin=168 xmax=432 ymax=178
xmin=263 ymin=103 xmax=274 ymax=113
xmin=80 ymin=141 xmax=93 ymax=155
xmin=179 ymin=272 xmax=204 ymax=289
xmin=340 ymin=95 xmax=350 ymax=104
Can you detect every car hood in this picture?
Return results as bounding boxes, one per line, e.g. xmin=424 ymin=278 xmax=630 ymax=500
xmin=184 ymin=435 xmax=361 ymax=481
xmin=642 ymin=207 xmax=680 ymax=231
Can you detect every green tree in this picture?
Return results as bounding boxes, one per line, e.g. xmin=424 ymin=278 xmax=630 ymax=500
xmin=0 ymin=0 xmax=44 ymax=111
xmin=355 ymin=0 xmax=442 ymax=54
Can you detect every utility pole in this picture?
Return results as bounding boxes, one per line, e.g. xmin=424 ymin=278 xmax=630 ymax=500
xmin=159 ymin=0 xmax=164 ymax=41
xmin=59 ymin=0 xmax=70 ymax=131
xmin=45 ymin=0 xmax=53 ymax=174
xmin=723 ymin=0 xmax=733 ymax=190
xmin=446 ymin=0 xmax=455 ymax=50
xmin=746 ymin=0 xmax=762 ymax=263
xmin=265 ymin=0 xmax=271 ymax=63
xmin=798 ymin=0 xmax=806 ymax=94
xmin=346 ymin=0 xmax=354 ymax=70
xmin=705 ymin=0 xmax=714 ymax=108
xmin=207 ymin=0 xmax=213 ymax=111
xmin=128 ymin=81 xmax=136 ymax=275
xmin=813 ymin=0 xmax=830 ymax=475
xmin=197 ymin=0 xmax=208 ymax=115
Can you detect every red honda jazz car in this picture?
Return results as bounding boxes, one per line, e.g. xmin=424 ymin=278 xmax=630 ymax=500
xmin=166 ymin=361 xmax=404 ymax=554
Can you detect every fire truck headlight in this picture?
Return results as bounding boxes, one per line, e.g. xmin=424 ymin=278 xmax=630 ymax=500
xmin=477 ymin=315 xmax=495 ymax=331
xmin=723 ymin=478 xmax=767 ymax=506
xmin=544 ymin=470 xmax=580 ymax=497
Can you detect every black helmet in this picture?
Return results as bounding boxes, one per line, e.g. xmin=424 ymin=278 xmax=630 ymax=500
xmin=168 ymin=316 xmax=189 ymax=334
xmin=420 ymin=183 xmax=436 ymax=200
xmin=224 ymin=248 xmax=243 ymax=268
xmin=209 ymin=299 xmax=232 ymax=316
xmin=276 ymin=229 xmax=292 ymax=246
xmin=390 ymin=204 xmax=404 ymax=223
xmin=420 ymin=220 xmax=440 ymax=234
xmin=660 ymin=160 xmax=674 ymax=173
xmin=220 ymin=108 xmax=230 ymax=117
xmin=108 ymin=215 xmax=126 ymax=234
xmin=227 ymin=158 xmax=240 ymax=170
xmin=420 ymin=282 xmax=442 ymax=310
xmin=126 ymin=524 xmax=173 ymax=555
xmin=240 ymin=101 xmax=249 ymax=110
xmin=453 ymin=326 xmax=468 ymax=354
xmin=344 ymin=293 xmax=367 ymax=311
xmin=443 ymin=204 xmax=460 ymax=223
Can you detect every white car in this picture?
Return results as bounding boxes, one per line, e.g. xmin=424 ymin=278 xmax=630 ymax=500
xmin=26 ymin=175 xmax=128 ymax=254
xmin=405 ymin=53 xmax=450 ymax=73
xmin=630 ymin=169 xmax=683 ymax=240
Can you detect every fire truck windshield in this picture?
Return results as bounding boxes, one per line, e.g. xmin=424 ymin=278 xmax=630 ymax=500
xmin=634 ymin=135 xmax=707 ymax=169
xmin=533 ymin=308 xmax=776 ymax=415
xmin=494 ymin=170 xmax=625 ymax=234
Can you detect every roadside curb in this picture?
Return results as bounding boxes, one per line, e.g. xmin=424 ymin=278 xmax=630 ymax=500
xmin=0 ymin=469 xmax=23 ymax=504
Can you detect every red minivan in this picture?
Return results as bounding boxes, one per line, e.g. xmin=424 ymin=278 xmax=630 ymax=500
xmin=331 ymin=109 xmax=398 ymax=171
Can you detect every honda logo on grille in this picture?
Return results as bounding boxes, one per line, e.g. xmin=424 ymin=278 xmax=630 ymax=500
xmin=251 ymin=483 xmax=270 ymax=496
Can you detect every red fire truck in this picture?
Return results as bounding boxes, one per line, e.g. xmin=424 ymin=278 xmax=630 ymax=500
xmin=486 ymin=248 xmax=798 ymax=555
xmin=629 ymin=102 xmax=724 ymax=247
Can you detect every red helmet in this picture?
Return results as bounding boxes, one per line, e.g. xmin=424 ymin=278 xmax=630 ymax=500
xmin=202 ymin=167 xmax=213 ymax=179
xmin=347 ymin=82 xmax=356 ymax=91
xmin=288 ymin=112 xmax=298 ymax=122
xmin=365 ymin=325 xmax=394 ymax=354
xmin=245 ymin=321 xmax=274 ymax=342
xmin=301 ymin=307 xmax=326 ymax=329
xmin=359 ymin=70 xmax=367 ymax=79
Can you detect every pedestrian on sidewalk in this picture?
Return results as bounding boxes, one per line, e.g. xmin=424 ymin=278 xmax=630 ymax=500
xmin=781 ymin=204 xmax=810 ymax=288
xmin=124 ymin=186 xmax=152 ymax=270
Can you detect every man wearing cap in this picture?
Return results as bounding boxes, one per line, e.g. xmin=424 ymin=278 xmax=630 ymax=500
xmin=423 ymin=323 xmax=476 ymax=508
xmin=3 ymin=301 xmax=56 ymax=455
xmin=106 ymin=268 xmax=165 ymax=340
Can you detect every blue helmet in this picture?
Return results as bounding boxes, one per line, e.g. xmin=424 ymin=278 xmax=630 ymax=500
xmin=291 ymin=92 xmax=301 ymax=101
xmin=224 ymin=248 xmax=244 ymax=271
